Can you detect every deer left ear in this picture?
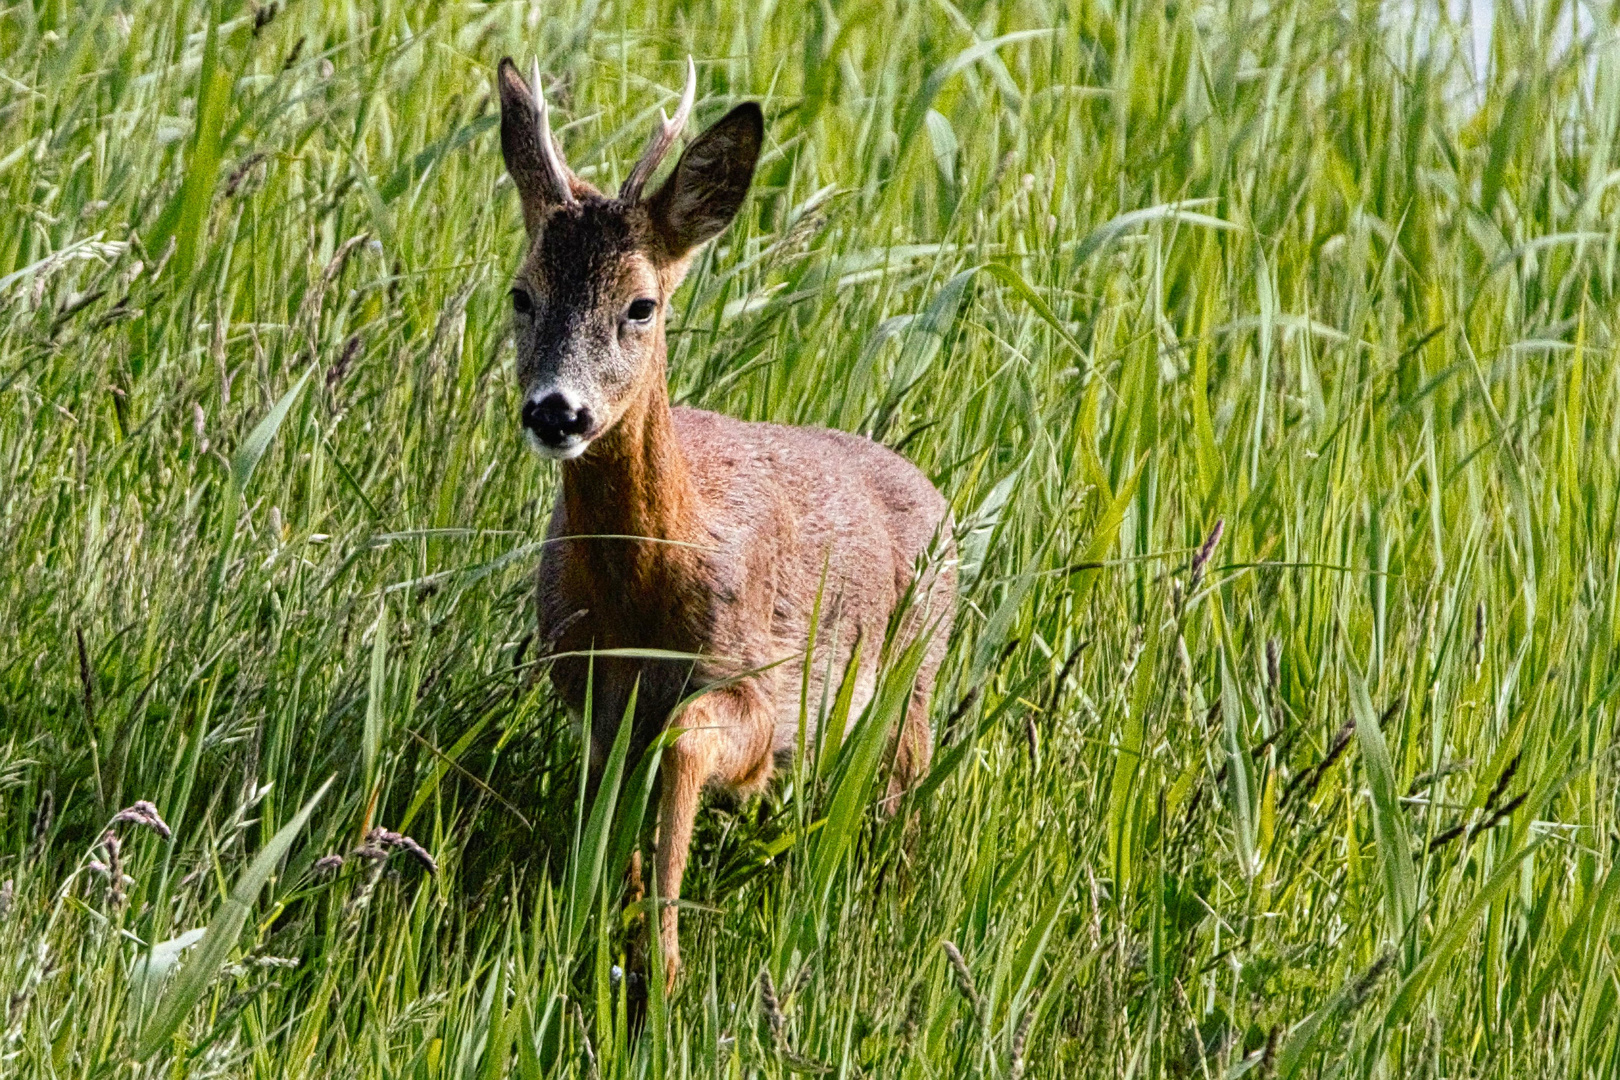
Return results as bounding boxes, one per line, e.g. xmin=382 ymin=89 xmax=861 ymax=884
xmin=645 ymin=103 xmax=763 ymax=260
xmin=497 ymin=57 xmax=578 ymax=234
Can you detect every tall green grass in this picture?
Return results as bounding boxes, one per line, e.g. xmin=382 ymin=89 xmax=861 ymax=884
xmin=4 ymin=0 xmax=1620 ymax=1075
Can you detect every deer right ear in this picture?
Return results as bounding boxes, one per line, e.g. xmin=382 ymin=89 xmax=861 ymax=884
xmin=497 ymin=58 xmax=577 ymax=233
xmin=644 ymin=103 xmax=764 ymax=261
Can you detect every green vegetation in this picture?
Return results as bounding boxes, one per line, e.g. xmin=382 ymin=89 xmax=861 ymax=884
xmin=4 ymin=0 xmax=1620 ymax=1075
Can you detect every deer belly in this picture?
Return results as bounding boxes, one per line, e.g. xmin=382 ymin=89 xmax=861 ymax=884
xmin=769 ymin=660 xmax=878 ymax=760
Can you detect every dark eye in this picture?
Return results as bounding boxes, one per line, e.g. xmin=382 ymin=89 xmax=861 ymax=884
xmin=511 ymin=288 xmax=534 ymax=316
xmin=626 ymin=298 xmax=658 ymax=323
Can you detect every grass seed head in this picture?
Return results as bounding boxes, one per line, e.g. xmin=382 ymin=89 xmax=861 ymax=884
xmin=1009 ymin=1005 xmax=1036 ymax=1080
xmin=29 ymin=790 xmax=53 ymax=860
xmin=110 ymin=800 xmax=172 ymax=841
xmin=1345 ymin=951 xmax=1396 ymax=1015
xmin=1189 ymin=518 xmax=1225 ymax=591
xmin=93 ymin=831 xmax=126 ymax=908
xmin=941 ymin=941 xmax=984 ymax=1024
xmin=358 ymin=828 xmax=438 ymax=875
xmin=759 ymin=969 xmax=785 ymax=1039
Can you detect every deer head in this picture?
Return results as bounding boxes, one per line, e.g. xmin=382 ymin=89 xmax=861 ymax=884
xmin=496 ymin=58 xmax=764 ymax=459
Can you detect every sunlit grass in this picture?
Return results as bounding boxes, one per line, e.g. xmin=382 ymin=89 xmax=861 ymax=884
xmin=4 ymin=0 xmax=1620 ymax=1076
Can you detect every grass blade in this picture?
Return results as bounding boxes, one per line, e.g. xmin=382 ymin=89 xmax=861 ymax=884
xmin=1351 ymin=674 xmax=1416 ymax=943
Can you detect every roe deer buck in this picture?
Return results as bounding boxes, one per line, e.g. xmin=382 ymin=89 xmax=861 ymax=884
xmin=496 ymin=56 xmax=956 ymax=987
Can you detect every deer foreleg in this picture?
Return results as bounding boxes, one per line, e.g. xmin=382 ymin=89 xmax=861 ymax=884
xmin=653 ymin=682 xmax=773 ymax=989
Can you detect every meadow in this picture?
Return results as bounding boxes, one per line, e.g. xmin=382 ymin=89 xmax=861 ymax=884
xmin=4 ymin=0 xmax=1620 ymax=1075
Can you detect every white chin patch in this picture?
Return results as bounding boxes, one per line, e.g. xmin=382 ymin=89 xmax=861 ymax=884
xmin=524 ymin=428 xmax=590 ymax=460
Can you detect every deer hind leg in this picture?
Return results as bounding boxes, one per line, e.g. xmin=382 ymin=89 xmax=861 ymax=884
xmin=654 ymin=682 xmax=774 ymax=990
xmin=896 ymin=681 xmax=935 ymax=784
xmin=878 ymin=679 xmax=934 ymax=813
xmin=882 ymin=624 xmax=946 ymax=812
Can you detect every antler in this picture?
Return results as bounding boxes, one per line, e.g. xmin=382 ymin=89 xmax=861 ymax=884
xmin=619 ymin=56 xmax=698 ymax=203
xmin=531 ymin=58 xmax=577 ymax=208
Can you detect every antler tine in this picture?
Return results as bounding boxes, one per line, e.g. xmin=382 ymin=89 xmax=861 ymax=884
xmin=530 ymin=57 xmax=578 ymax=207
xmin=619 ymin=56 xmax=698 ymax=203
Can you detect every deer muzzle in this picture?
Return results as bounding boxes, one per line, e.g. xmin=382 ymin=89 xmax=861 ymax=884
xmin=522 ymin=389 xmax=595 ymax=459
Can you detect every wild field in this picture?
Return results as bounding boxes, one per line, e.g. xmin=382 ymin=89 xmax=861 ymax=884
xmin=4 ymin=0 xmax=1620 ymax=1076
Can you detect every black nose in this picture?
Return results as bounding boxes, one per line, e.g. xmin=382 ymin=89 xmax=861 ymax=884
xmin=522 ymin=392 xmax=593 ymax=447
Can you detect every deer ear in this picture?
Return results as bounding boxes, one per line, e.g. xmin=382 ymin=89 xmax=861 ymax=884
xmin=644 ymin=103 xmax=763 ymax=260
xmin=497 ymin=58 xmax=575 ymax=233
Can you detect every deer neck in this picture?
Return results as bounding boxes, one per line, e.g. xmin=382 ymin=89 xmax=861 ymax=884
xmin=561 ymin=362 xmax=703 ymax=553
